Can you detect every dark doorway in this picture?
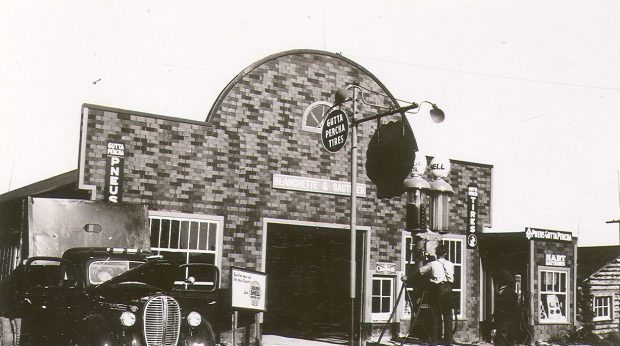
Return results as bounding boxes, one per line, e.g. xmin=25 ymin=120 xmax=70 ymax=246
xmin=263 ymin=223 xmax=364 ymax=343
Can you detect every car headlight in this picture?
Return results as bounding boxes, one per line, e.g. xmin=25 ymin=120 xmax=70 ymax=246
xmin=187 ymin=311 xmax=202 ymax=327
xmin=120 ymin=311 xmax=136 ymax=327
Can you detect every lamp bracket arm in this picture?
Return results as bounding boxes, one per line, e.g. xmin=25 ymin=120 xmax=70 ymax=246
xmin=352 ymin=102 xmax=419 ymax=126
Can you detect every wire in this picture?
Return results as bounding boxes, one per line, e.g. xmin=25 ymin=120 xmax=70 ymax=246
xmin=347 ymin=54 xmax=620 ymax=92
xmin=354 ymin=84 xmax=418 ymax=107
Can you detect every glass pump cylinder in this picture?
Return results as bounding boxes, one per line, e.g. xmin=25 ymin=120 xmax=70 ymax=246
xmin=429 ymin=178 xmax=454 ymax=232
xmin=430 ymin=192 xmax=450 ymax=232
xmin=406 ymin=189 xmax=428 ymax=231
xmin=404 ymin=175 xmax=430 ymax=233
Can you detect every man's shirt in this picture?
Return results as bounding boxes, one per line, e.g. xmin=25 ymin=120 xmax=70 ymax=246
xmin=419 ymin=258 xmax=454 ymax=284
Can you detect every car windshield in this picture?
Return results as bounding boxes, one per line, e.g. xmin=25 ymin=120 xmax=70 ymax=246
xmin=88 ymin=260 xmax=144 ymax=285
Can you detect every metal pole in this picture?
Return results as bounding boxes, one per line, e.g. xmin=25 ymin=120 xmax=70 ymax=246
xmin=350 ymin=86 xmax=358 ymax=346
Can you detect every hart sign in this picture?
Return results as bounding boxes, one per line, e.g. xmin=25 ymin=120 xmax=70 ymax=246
xmin=321 ymin=109 xmax=348 ymax=153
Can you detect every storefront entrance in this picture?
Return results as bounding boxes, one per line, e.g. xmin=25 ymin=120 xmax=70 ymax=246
xmin=263 ymin=222 xmax=365 ymax=343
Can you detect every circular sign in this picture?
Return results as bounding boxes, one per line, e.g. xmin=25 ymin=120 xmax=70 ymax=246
xmin=321 ymin=109 xmax=349 ymax=153
xmin=467 ymin=234 xmax=478 ymax=248
xmin=429 ymin=156 xmax=451 ymax=179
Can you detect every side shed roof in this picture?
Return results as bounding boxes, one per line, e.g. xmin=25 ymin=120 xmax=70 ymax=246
xmin=578 ymin=245 xmax=620 ymax=281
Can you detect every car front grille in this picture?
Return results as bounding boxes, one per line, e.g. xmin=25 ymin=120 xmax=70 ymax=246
xmin=143 ymin=295 xmax=181 ymax=346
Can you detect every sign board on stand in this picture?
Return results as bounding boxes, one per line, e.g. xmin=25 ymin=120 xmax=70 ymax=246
xmin=231 ymin=267 xmax=267 ymax=311
xmin=230 ymin=267 xmax=267 ymax=346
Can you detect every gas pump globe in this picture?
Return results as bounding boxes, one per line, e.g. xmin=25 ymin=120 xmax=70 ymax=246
xmin=403 ymin=153 xmax=430 ymax=233
xmin=428 ymin=156 xmax=454 ymax=233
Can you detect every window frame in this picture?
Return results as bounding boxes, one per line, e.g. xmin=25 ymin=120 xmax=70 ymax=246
xmin=148 ymin=211 xmax=224 ymax=271
xmin=371 ymin=275 xmax=395 ymax=322
xmin=401 ymin=233 xmax=465 ymax=320
xmin=301 ymin=101 xmax=333 ymax=133
xmin=593 ymin=295 xmax=613 ymax=322
xmin=538 ymin=266 xmax=570 ymax=324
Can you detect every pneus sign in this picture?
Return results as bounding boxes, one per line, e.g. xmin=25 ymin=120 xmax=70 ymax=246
xmin=104 ymin=142 xmax=124 ymax=203
xmin=321 ymin=109 xmax=349 ymax=153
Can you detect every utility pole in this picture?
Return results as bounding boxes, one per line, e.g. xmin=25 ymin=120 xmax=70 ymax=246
xmin=606 ymin=219 xmax=620 ymax=244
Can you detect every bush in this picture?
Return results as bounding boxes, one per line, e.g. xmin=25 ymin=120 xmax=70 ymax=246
xmin=546 ymin=330 xmax=620 ymax=345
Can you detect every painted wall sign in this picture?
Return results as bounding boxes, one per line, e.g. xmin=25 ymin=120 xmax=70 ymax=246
xmin=104 ymin=142 xmax=125 ymax=203
xmin=466 ymin=184 xmax=479 ymax=249
xmin=231 ymin=267 xmax=267 ymax=312
xmin=545 ymin=254 xmax=566 ymax=267
xmin=525 ymin=227 xmax=572 ymax=242
xmin=272 ymin=174 xmax=366 ymax=197
xmin=321 ymin=109 xmax=349 ymax=153
xmin=376 ymin=262 xmax=396 ymax=274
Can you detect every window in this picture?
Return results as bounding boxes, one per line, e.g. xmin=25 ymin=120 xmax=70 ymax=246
xmin=372 ymin=276 xmax=395 ymax=321
xmin=88 ymin=260 xmax=143 ymax=285
xmin=401 ymin=235 xmax=465 ymax=319
xmin=302 ymin=101 xmax=332 ymax=133
xmin=441 ymin=239 xmax=464 ymax=317
xmin=593 ymin=296 xmax=613 ymax=322
xmin=539 ymin=268 xmax=569 ymax=323
xmin=149 ymin=213 xmax=222 ymax=269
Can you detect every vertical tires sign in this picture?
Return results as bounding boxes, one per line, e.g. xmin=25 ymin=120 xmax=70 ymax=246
xmin=466 ymin=184 xmax=478 ymax=249
xmin=105 ymin=142 xmax=124 ymax=203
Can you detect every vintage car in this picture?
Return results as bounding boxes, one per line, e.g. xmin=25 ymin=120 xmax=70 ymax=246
xmin=0 ymin=247 xmax=220 ymax=346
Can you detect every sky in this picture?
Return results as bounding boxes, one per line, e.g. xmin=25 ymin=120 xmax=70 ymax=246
xmin=1 ymin=0 xmax=619 ymax=246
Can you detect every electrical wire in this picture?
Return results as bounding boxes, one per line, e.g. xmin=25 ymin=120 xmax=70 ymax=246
xmin=347 ymin=54 xmax=620 ymax=92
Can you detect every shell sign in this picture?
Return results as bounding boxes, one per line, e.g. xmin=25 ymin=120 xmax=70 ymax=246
xmin=429 ymin=156 xmax=451 ymax=179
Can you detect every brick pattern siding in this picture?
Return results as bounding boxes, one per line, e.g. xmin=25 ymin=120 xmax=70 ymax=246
xmin=531 ymin=240 xmax=577 ymax=342
xmin=79 ymin=50 xmax=493 ymax=344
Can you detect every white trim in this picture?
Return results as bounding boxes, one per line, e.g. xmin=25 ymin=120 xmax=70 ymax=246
xmin=442 ymin=235 xmax=466 ymax=320
xmin=399 ymin=232 xmax=466 ymax=320
xmin=78 ymin=106 xmax=97 ymax=200
xmin=302 ymin=100 xmax=332 ymax=133
xmin=538 ymin=266 xmax=571 ymax=325
xmin=149 ymin=211 xmax=224 ymax=271
xmin=260 ymin=217 xmax=371 ymax=323
xmin=371 ymin=275 xmax=396 ymax=322
xmin=592 ymin=295 xmax=613 ymax=322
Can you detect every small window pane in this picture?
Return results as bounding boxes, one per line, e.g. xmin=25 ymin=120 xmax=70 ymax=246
xmin=382 ymin=279 xmax=390 ymax=294
xmin=382 ymin=297 xmax=391 ymax=312
xmin=180 ymin=221 xmax=190 ymax=249
xmin=453 ymin=267 xmax=462 ymax=288
xmin=150 ymin=219 xmax=160 ymax=246
xmin=452 ymin=292 xmax=462 ymax=315
xmin=199 ymin=223 xmax=209 ymax=250
xmin=159 ymin=219 xmax=170 ymax=248
xmin=372 ymin=297 xmax=380 ymax=312
xmin=189 ymin=222 xmax=199 ymax=250
xmin=170 ymin=220 xmax=180 ymax=249
xmin=189 ymin=253 xmax=215 ymax=265
xmin=373 ymin=280 xmax=380 ymax=295
xmin=208 ymin=223 xmax=217 ymax=251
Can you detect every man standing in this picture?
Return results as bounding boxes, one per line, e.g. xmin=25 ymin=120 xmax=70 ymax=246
xmin=419 ymin=243 xmax=455 ymax=346
xmin=492 ymin=269 xmax=519 ymax=346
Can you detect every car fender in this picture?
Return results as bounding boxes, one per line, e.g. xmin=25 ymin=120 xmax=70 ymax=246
xmin=81 ymin=314 xmax=115 ymax=346
xmin=181 ymin=320 xmax=216 ymax=346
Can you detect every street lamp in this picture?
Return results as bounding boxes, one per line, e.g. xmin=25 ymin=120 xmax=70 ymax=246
xmin=332 ymin=84 xmax=444 ymax=345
